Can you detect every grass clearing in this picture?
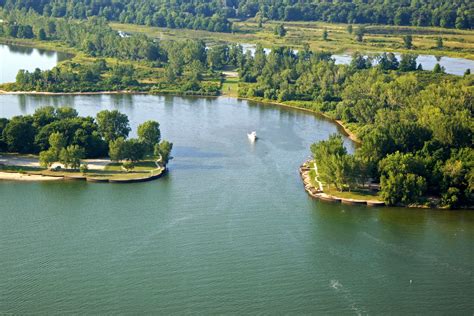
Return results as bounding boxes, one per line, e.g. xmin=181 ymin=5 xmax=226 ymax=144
xmin=222 ymin=76 xmax=239 ymax=97
xmin=110 ymin=20 xmax=474 ymax=59
xmin=324 ymin=185 xmax=381 ymax=201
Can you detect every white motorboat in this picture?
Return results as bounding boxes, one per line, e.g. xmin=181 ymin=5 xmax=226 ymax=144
xmin=247 ymin=131 xmax=257 ymax=142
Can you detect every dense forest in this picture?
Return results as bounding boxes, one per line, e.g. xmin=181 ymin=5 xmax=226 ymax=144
xmin=237 ymin=46 xmax=473 ymax=208
xmin=0 ymin=0 xmax=472 ymax=30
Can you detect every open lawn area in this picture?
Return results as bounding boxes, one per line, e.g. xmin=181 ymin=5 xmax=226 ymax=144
xmin=110 ymin=20 xmax=474 ymax=59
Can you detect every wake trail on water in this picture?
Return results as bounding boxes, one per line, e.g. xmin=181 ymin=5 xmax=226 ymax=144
xmin=329 ymin=279 xmax=368 ymax=315
xmin=111 ymin=216 xmax=194 ymax=261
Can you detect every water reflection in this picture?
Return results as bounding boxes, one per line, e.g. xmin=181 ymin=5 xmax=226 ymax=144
xmin=0 ymin=44 xmax=72 ymax=84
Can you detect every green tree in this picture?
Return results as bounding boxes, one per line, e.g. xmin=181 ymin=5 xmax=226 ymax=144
xmin=436 ymin=37 xmax=443 ymax=49
xmin=347 ymin=24 xmax=353 ymax=34
xmin=379 ymin=152 xmax=427 ymax=205
xmin=48 ymin=132 xmax=66 ymax=154
xmin=380 ymin=171 xmax=427 ymax=206
xmin=80 ymin=163 xmax=89 ymax=174
xmin=274 ymin=24 xmax=287 ymax=37
xmin=96 ymin=110 xmax=131 ymax=143
xmin=355 ymin=26 xmax=365 ymax=42
xmin=39 ymin=149 xmax=57 ymax=169
xmin=403 ymin=35 xmax=413 ymax=49
xmin=122 ymin=160 xmax=135 ymax=171
xmin=2 ymin=116 xmax=36 ymax=153
xmin=137 ymin=120 xmax=161 ymax=154
xmin=322 ymin=28 xmax=328 ymax=41
xmin=433 ymin=63 xmax=445 ymax=73
xmin=123 ymin=139 xmax=146 ymax=163
xmin=59 ymin=145 xmax=85 ymax=169
xmin=399 ymin=54 xmax=418 ymax=71
xmin=154 ymin=140 xmax=173 ymax=166
xmin=109 ymin=137 xmax=126 ymax=162
xmin=37 ymin=28 xmax=47 ymax=40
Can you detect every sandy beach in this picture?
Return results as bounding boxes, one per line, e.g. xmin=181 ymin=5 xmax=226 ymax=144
xmin=0 ymin=172 xmax=62 ymax=181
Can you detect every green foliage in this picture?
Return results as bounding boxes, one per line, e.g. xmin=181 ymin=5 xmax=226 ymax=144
xmin=380 ymin=171 xmax=427 ymax=206
xmin=433 ymin=63 xmax=445 ymax=73
xmin=108 ymin=137 xmax=146 ymax=163
xmin=154 ymin=140 xmax=173 ymax=166
xmin=137 ymin=120 xmax=161 ymax=154
xmin=48 ymin=132 xmax=66 ymax=154
xmin=274 ymin=24 xmax=287 ymax=37
xmin=436 ymin=37 xmax=443 ymax=49
xmin=355 ymin=26 xmax=365 ymax=42
xmin=122 ymin=161 xmax=136 ymax=172
xmin=403 ymin=35 xmax=413 ymax=49
xmin=1 ymin=0 xmax=471 ymax=30
xmin=2 ymin=115 xmax=36 ymax=153
xmin=80 ymin=163 xmax=89 ymax=174
xmin=310 ymin=134 xmax=364 ymax=191
xmin=39 ymin=149 xmax=57 ymax=168
xmin=347 ymin=25 xmax=353 ymax=34
xmin=322 ymin=28 xmax=328 ymax=41
xmin=59 ymin=145 xmax=85 ymax=169
xmin=399 ymin=54 xmax=418 ymax=71
xmin=378 ymin=152 xmax=427 ymax=205
xmin=96 ymin=110 xmax=131 ymax=143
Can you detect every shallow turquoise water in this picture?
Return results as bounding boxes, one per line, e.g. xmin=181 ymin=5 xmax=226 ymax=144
xmin=0 ymin=95 xmax=473 ymax=314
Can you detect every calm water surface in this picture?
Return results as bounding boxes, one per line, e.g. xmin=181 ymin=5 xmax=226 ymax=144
xmin=0 ymin=44 xmax=71 ymax=84
xmin=0 ymin=94 xmax=473 ymax=314
xmin=239 ymin=43 xmax=473 ymax=76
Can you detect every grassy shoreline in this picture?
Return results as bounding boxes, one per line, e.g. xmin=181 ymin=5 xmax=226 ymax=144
xmin=111 ymin=20 xmax=474 ymax=60
xmin=0 ymin=159 xmax=165 ymax=183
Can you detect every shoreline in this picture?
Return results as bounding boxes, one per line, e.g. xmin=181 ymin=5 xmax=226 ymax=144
xmin=0 ymin=171 xmax=62 ymax=181
xmin=229 ymin=96 xmax=362 ymax=144
xmin=299 ymin=161 xmax=386 ymax=207
xmin=0 ymin=168 xmax=166 ymax=183
xmin=0 ymin=89 xmax=149 ymax=96
xmin=0 ymin=89 xmax=361 ymax=143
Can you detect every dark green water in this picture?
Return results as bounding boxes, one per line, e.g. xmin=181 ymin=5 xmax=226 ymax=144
xmin=0 ymin=95 xmax=473 ymax=314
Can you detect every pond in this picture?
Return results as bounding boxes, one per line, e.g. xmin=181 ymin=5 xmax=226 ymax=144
xmin=0 ymin=43 xmax=71 ymax=84
xmin=0 ymin=94 xmax=473 ymax=314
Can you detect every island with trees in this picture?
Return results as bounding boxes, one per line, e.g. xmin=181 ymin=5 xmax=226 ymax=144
xmin=234 ymin=45 xmax=472 ymax=208
xmin=0 ymin=106 xmax=173 ymax=183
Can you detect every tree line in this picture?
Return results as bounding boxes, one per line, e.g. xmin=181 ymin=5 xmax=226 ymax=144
xmin=237 ymin=45 xmax=473 ymax=208
xmin=0 ymin=107 xmax=173 ymax=171
xmin=1 ymin=0 xmax=472 ymax=30
xmin=0 ymin=0 xmax=232 ymax=32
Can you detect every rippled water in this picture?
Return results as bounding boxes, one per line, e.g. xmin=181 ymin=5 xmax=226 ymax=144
xmin=0 ymin=94 xmax=473 ymax=314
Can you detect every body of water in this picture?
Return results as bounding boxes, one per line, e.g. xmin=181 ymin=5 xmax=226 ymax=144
xmin=0 ymin=44 xmax=71 ymax=84
xmin=0 ymin=94 xmax=473 ymax=314
xmin=239 ymin=43 xmax=473 ymax=76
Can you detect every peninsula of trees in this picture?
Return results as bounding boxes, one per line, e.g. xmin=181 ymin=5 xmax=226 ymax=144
xmin=0 ymin=107 xmax=173 ymax=172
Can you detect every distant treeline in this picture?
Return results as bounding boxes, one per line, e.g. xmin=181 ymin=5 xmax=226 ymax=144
xmin=0 ymin=0 xmax=232 ymax=32
xmin=0 ymin=0 xmax=472 ymax=30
